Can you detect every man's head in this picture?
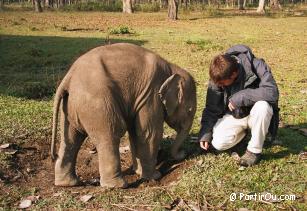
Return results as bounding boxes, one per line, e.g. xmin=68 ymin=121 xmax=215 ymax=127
xmin=209 ymin=54 xmax=239 ymax=87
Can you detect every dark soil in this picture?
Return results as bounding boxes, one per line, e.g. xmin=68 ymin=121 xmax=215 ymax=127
xmin=0 ymin=134 xmax=192 ymax=207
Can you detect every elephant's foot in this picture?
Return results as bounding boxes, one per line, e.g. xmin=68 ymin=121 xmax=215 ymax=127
xmin=100 ymin=177 xmax=128 ymax=189
xmin=141 ymin=170 xmax=162 ymax=181
xmin=54 ymin=173 xmax=80 ymax=187
xmin=171 ymin=149 xmax=186 ymax=161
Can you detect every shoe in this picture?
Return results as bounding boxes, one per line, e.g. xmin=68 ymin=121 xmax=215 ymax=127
xmin=239 ymin=150 xmax=261 ymax=167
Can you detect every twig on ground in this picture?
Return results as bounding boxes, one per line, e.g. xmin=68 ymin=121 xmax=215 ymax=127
xmin=217 ymin=198 xmax=228 ymax=209
xmin=258 ymin=200 xmax=286 ymax=210
xmin=203 ymin=195 xmax=214 ymax=209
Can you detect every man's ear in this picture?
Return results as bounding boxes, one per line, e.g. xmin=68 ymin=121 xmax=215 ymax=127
xmin=231 ymin=70 xmax=239 ymax=79
xmin=159 ymin=74 xmax=183 ymax=116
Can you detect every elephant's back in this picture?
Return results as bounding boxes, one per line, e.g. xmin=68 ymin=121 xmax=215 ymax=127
xmin=66 ymin=43 xmax=171 ymax=113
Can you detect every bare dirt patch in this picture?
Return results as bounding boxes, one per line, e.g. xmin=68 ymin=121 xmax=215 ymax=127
xmin=0 ymin=135 xmax=192 ymax=208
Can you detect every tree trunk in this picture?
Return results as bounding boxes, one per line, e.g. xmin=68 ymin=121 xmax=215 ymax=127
xmin=238 ymin=0 xmax=244 ymax=9
xmin=270 ymin=0 xmax=282 ymax=10
xmin=168 ymin=0 xmax=178 ymax=20
xmin=257 ymin=0 xmax=265 ymax=13
xmin=34 ymin=0 xmax=43 ymax=12
xmin=0 ymin=0 xmax=4 ymax=11
xmin=123 ymin=0 xmax=133 ymax=13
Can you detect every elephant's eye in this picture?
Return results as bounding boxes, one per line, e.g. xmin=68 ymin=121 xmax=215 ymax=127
xmin=188 ymin=107 xmax=193 ymax=113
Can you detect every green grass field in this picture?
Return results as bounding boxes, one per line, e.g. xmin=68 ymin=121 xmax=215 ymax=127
xmin=0 ymin=9 xmax=306 ymax=210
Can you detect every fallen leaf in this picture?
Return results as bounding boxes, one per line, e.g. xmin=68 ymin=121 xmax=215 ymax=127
xmin=80 ymin=194 xmax=93 ymax=203
xmin=239 ymin=166 xmax=246 ymax=171
xmin=188 ymin=202 xmax=201 ymax=211
xmin=238 ymin=208 xmax=249 ymax=211
xmin=5 ymin=150 xmax=18 ymax=155
xmin=19 ymin=199 xmax=32 ymax=209
xmin=0 ymin=143 xmax=10 ymax=149
xmin=300 ymin=89 xmax=307 ymax=94
xmin=71 ymin=191 xmax=79 ymax=194
xmin=11 ymin=174 xmax=22 ymax=182
xmin=197 ymin=158 xmax=204 ymax=165
xmin=26 ymin=195 xmax=40 ymax=202
xmin=53 ymin=192 xmax=63 ymax=197
xmin=298 ymin=151 xmax=307 ymax=160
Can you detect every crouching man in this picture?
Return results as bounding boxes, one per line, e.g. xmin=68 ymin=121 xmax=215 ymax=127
xmin=198 ymin=45 xmax=279 ymax=166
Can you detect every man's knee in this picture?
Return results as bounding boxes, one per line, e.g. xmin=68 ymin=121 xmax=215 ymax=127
xmin=211 ymin=135 xmax=235 ymax=151
xmin=250 ymin=101 xmax=273 ymax=117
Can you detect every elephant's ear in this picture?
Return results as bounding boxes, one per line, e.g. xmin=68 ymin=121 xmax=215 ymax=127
xmin=159 ymin=74 xmax=183 ymax=116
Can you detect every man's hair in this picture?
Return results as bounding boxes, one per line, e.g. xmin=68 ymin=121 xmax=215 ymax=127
xmin=209 ymin=54 xmax=238 ymax=83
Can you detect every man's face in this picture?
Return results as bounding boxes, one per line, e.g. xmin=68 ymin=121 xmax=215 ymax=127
xmin=215 ymin=70 xmax=238 ymax=88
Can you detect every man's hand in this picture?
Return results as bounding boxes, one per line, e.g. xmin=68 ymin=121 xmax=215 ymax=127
xmin=228 ymin=102 xmax=236 ymax=111
xmin=200 ymin=141 xmax=209 ymax=150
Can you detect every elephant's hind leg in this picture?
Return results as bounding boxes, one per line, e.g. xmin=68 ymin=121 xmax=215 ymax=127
xmin=54 ymin=117 xmax=86 ymax=186
xmin=92 ymin=133 xmax=128 ymax=188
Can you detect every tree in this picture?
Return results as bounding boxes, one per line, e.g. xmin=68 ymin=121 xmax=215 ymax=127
xmin=168 ymin=0 xmax=178 ymax=20
xmin=123 ymin=0 xmax=133 ymax=13
xmin=0 ymin=0 xmax=4 ymax=11
xmin=34 ymin=0 xmax=43 ymax=12
xmin=270 ymin=0 xmax=282 ymax=10
xmin=257 ymin=0 xmax=266 ymax=13
xmin=238 ymin=0 xmax=244 ymax=10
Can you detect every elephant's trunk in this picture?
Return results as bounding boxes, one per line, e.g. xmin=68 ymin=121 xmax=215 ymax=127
xmin=171 ymin=129 xmax=189 ymax=160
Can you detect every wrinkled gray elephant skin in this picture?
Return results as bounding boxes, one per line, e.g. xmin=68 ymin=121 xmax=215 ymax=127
xmin=51 ymin=43 xmax=197 ymax=188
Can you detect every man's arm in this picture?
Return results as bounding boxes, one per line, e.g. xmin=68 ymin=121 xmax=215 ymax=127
xmin=229 ymin=58 xmax=279 ymax=107
xmin=199 ymin=81 xmax=225 ymax=144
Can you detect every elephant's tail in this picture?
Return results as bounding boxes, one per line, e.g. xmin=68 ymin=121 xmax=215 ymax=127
xmin=51 ymin=73 xmax=70 ymax=162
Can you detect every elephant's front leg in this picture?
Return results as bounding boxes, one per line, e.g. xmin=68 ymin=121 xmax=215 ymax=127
xmin=93 ymin=133 xmax=128 ymax=188
xmin=133 ymin=105 xmax=164 ymax=180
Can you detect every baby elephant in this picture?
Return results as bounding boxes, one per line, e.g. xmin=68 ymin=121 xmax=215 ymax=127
xmin=51 ymin=43 xmax=196 ymax=188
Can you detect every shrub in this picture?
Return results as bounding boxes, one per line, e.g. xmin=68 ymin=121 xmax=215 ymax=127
xmin=185 ymin=39 xmax=223 ymax=51
xmin=108 ymin=26 xmax=134 ymax=35
xmin=134 ymin=3 xmax=160 ymax=12
xmin=62 ymin=1 xmax=122 ymax=12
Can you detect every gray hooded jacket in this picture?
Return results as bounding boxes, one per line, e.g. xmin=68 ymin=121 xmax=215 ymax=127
xmin=198 ymin=45 xmax=279 ymax=142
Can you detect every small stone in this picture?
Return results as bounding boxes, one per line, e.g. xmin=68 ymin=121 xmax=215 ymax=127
xmin=0 ymin=143 xmax=10 ymax=149
xmin=19 ymin=199 xmax=32 ymax=209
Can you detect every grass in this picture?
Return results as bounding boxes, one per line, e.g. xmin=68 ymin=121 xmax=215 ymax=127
xmin=0 ymin=9 xmax=307 ymax=210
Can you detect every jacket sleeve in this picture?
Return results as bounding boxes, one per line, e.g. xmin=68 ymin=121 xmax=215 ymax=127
xmin=198 ymin=81 xmax=224 ymax=143
xmin=229 ymin=58 xmax=279 ymax=107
